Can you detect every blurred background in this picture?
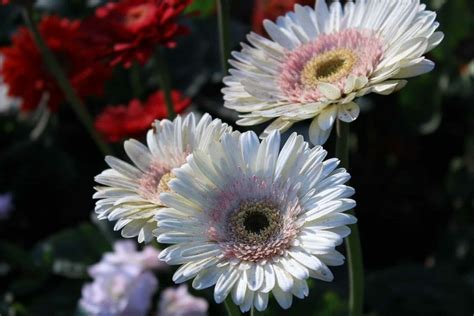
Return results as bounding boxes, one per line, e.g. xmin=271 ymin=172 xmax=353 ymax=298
xmin=0 ymin=0 xmax=473 ymax=315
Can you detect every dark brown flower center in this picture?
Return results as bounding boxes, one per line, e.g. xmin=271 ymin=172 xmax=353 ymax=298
xmin=228 ymin=201 xmax=282 ymax=244
xmin=243 ymin=212 xmax=269 ymax=234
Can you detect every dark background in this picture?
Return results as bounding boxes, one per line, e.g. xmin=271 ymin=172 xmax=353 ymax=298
xmin=0 ymin=0 xmax=473 ymax=315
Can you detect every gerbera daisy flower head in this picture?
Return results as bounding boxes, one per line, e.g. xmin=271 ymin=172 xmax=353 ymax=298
xmin=223 ymin=0 xmax=444 ymax=145
xmin=0 ymin=16 xmax=111 ymax=112
xmin=84 ymin=0 xmax=192 ymax=68
xmin=95 ymin=90 xmax=191 ymax=142
xmin=94 ymin=113 xmax=231 ymax=243
xmin=156 ymin=130 xmax=356 ymax=312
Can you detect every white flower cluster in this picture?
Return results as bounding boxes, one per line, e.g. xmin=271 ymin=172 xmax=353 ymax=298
xmin=92 ymin=0 xmax=442 ymax=312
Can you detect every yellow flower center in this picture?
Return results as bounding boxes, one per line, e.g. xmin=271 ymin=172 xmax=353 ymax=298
xmin=301 ymin=49 xmax=357 ymax=87
xmin=157 ymin=172 xmax=175 ymax=193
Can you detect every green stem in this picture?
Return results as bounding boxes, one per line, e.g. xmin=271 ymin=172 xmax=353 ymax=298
xmin=224 ymin=296 xmax=240 ymax=316
xmin=250 ymin=306 xmax=255 ymax=316
xmin=335 ymin=121 xmax=364 ymax=316
xmin=155 ymin=49 xmax=176 ymax=119
xmin=21 ymin=6 xmax=112 ymax=156
xmin=216 ymin=0 xmax=231 ymax=75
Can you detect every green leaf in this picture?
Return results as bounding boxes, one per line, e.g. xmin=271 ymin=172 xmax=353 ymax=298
xmin=185 ymin=0 xmax=216 ymax=17
xmin=0 ymin=242 xmax=35 ymax=273
xmin=312 ymin=291 xmax=347 ymax=316
xmin=32 ymin=223 xmax=111 ymax=279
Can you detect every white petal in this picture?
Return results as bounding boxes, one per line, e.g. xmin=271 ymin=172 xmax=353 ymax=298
xmin=309 ymin=258 xmax=334 ymax=281
xmin=261 ymin=263 xmax=276 ymax=293
xmin=192 ymin=267 xmax=222 ymax=290
xmin=123 ymin=139 xmax=152 ymax=172
xmin=394 ymin=59 xmax=435 ymax=78
xmin=231 ymin=272 xmax=248 ymax=305
xmin=319 ymin=250 xmax=345 ymax=266
xmin=255 ymin=131 xmax=280 ymax=178
xmin=427 ymin=31 xmax=444 ymax=52
xmin=308 ymin=213 xmax=357 ymax=228
xmin=291 ymin=278 xmax=309 ymax=299
xmin=289 ymin=248 xmax=324 ymax=271
xmin=327 ymin=0 xmax=342 ymax=32
xmin=337 ymin=102 xmax=360 ymax=123
xmin=343 ymin=75 xmax=357 ymax=94
xmin=318 ymin=83 xmax=342 ymax=100
xmin=240 ymin=289 xmax=254 ymax=313
xmin=272 ymin=284 xmax=293 ymax=309
xmin=254 ymin=291 xmax=269 ymax=312
xmin=309 ymin=116 xmax=333 ymax=145
xmin=273 ymin=263 xmax=294 ymax=292
xmin=246 ymin=263 xmax=264 ymax=291
xmin=214 ymin=267 xmax=240 ymax=303
xmin=280 ymin=257 xmax=309 ymax=280
xmin=105 ymin=156 xmax=142 ymax=179
xmin=371 ymin=80 xmax=405 ymax=95
xmin=317 ymin=105 xmax=338 ymax=131
xmin=315 ymin=0 xmax=330 ymax=33
xmin=354 ymin=76 xmax=369 ymax=90
xmin=263 ymin=20 xmax=297 ymax=50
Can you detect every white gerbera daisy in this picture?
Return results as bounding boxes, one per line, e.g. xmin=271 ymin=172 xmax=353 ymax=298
xmin=223 ymin=0 xmax=444 ymax=144
xmin=94 ymin=113 xmax=231 ymax=243
xmin=156 ymin=130 xmax=356 ymax=312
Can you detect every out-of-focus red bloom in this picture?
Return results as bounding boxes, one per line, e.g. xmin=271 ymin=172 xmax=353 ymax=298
xmin=0 ymin=16 xmax=111 ymax=112
xmin=83 ymin=0 xmax=192 ymax=68
xmin=95 ymin=90 xmax=191 ymax=142
xmin=252 ymin=0 xmax=314 ymax=35
xmin=1 ymin=0 xmax=10 ymax=4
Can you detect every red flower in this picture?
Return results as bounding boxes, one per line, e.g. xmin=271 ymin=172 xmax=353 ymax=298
xmin=83 ymin=0 xmax=192 ymax=68
xmin=252 ymin=0 xmax=314 ymax=35
xmin=95 ymin=90 xmax=191 ymax=142
xmin=1 ymin=16 xmax=111 ymax=112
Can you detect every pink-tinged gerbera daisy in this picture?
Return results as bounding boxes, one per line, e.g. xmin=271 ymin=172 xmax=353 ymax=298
xmin=223 ymin=0 xmax=444 ymax=144
xmin=156 ymin=130 xmax=356 ymax=312
xmin=94 ymin=113 xmax=231 ymax=243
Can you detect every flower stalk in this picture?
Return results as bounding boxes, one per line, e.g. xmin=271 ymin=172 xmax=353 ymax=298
xmin=155 ymin=48 xmax=176 ymax=119
xmin=21 ymin=6 xmax=112 ymax=156
xmin=335 ymin=120 xmax=364 ymax=316
xmin=216 ymin=0 xmax=231 ymax=74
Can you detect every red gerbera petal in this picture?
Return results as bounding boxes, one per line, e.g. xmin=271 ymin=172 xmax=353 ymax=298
xmin=0 ymin=15 xmax=111 ymax=112
xmin=95 ymin=90 xmax=191 ymax=142
xmin=83 ymin=0 xmax=192 ymax=68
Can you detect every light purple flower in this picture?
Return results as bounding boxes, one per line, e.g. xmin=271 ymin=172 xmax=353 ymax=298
xmin=157 ymin=285 xmax=208 ymax=316
xmin=80 ymin=262 xmax=157 ymax=316
xmin=79 ymin=240 xmax=164 ymax=315
xmin=102 ymin=240 xmax=168 ymax=270
xmin=0 ymin=193 xmax=13 ymax=220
